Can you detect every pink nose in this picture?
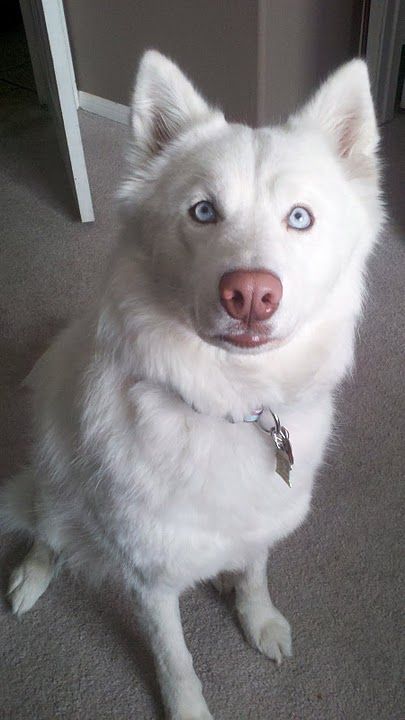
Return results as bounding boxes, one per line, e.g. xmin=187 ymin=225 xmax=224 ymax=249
xmin=219 ymin=270 xmax=282 ymax=322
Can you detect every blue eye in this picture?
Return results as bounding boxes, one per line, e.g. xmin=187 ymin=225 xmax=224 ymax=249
xmin=190 ymin=200 xmax=217 ymax=224
xmin=287 ymin=206 xmax=313 ymax=230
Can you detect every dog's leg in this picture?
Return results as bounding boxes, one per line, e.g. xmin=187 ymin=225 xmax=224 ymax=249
xmin=7 ymin=539 xmax=56 ymax=615
xmin=234 ymin=552 xmax=292 ymax=665
xmin=136 ymin=585 xmax=213 ymax=720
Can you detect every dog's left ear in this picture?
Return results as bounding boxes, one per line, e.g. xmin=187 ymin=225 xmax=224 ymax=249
xmin=295 ymin=60 xmax=379 ymax=174
xmin=130 ymin=50 xmax=222 ymax=157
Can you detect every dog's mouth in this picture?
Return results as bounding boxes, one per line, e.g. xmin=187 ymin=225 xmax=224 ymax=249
xmin=219 ymin=332 xmax=272 ymax=349
xmin=200 ymin=328 xmax=288 ymax=354
xmin=197 ymin=314 xmax=284 ymax=353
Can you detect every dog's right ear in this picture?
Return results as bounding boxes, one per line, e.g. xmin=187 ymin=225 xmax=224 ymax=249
xmin=130 ymin=50 xmax=221 ymax=157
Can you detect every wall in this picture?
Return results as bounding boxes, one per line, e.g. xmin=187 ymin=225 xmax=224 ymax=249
xmin=63 ymin=0 xmax=259 ymax=125
xmin=259 ymin=0 xmax=362 ymax=124
xmin=64 ymin=0 xmax=362 ymax=126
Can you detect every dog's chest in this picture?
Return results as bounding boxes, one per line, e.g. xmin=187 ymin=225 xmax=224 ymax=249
xmin=99 ymin=393 xmax=326 ymax=586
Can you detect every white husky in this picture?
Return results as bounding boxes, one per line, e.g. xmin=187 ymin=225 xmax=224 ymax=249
xmin=1 ymin=51 xmax=381 ymax=719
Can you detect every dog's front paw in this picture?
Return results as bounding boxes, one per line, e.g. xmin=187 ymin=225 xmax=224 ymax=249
xmin=168 ymin=698 xmax=214 ymax=720
xmin=239 ymin=608 xmax=292 ymax=665
xmin=164 ymin=679 xmax=214 ymax=720
xmin=254 ymin=614 xmax=292 ymax=665
xmin=170 ymin=711 xmax=213 ymax=720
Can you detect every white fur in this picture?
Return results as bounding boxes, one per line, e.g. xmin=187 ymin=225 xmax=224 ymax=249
xmin=1 ymin=51 xmax=382 ymax=719
xmin=7 ymin=540 xmax=55 ymax=615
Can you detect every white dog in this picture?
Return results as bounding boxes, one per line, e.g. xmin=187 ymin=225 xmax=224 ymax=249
xmin=1 ymin=51 xmax=381 ymax=719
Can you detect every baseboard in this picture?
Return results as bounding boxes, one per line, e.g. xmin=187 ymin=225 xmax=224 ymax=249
xmin=78 ymin=91 xmax=129 ymax=125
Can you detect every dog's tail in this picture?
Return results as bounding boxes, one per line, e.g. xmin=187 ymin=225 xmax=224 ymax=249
xmin=0 ymin=471 xmax=36 ymax=534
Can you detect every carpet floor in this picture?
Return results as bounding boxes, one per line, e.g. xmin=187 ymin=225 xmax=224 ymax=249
xmin=0 ymin=85 xmax=404 ymax=720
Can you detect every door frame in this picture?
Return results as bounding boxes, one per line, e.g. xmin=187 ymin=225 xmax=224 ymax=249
xmin=19 ymin=0 xmax=94 ymax=222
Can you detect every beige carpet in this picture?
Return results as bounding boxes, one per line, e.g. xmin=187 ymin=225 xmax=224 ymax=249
xmin=0 ymin=84 xmax=404 ymax=719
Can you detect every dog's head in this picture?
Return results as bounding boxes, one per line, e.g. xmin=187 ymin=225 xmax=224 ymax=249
xmin=120 ymin=51 xmax=381 ymax=355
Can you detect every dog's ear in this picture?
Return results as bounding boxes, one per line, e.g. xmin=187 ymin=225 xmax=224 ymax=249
xmin=130 ymin=50 xmax=220 ymax=156
xmin=295 ymin=60 xmax=379 ymax=174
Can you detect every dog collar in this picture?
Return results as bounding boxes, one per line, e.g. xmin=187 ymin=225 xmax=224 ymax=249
xmin=160 ymin=384 xmax=294 ymax=488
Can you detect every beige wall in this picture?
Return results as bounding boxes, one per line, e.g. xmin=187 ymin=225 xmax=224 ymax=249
xmin=259 ymin=0 xmax=362 ymax=124
xmin=64 ymin=0 xmax=362 ymax=126
xmin=63 ymin=0 xmax=259 ymax=125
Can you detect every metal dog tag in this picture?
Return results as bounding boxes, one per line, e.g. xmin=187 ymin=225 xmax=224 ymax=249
xmin=256 ymin=411 xmax=294 ymax=487
xmin=271 ymin=414 xmax=294 ymax=487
